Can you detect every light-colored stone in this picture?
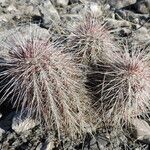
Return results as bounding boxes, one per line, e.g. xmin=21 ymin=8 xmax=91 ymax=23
xmin=0 ymin=14 xmax=13 ymax=22
xmin=7 ymin=4 xmax=18 ymax=12
xmin=12 ymin=112 xmax=38 ymax=133
xmin=89 ymin=2 xmax=102 ymax=17
xmin=36 ymin=143 xmax=43 ymax=150
xmin=104 ymin=4 xmax=111 ymax=10
xmin=0 ymin=0 xmax=5 ymax=3
xmin=108 ymin=0 xmax=136 ymax=9
xmin=56 ymin=0 xmax=69 ymax=6
xmin=12 ymin=117 xmax=38 ymax=133
xmin=0 ymin=0 xmax=7 ymax=7
xmin=135 ymin=0 xmax=150 ymax=14
xmin=45 ymin=141 xmax=55 ymax=150
xmin=71 ymin=4 xmax=84 ymax=14
xmin=30 ymin=0 xmax=41 ymax=5
xmin=106 ymin=18 xmax=131 ymax=29
xmin=78 ymin=2 xmax=103 ymax=17
xmin=133 ymin=26 xmax=150 ymax=45
xmin=131 ymin=119 xmax=150 ymax=144
xmin=0 ymin=128 xmax=5 ymax=141
xmin=12 ymin=117 xmax=37 ymax=133
xmin=39 ymin=0 xmax=60 ymax=27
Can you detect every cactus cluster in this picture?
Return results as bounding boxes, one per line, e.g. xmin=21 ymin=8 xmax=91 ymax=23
xmin=0 ymin=26 xmax=93 ymax=138
xmin=0 ymin=13 xmax=149 ymax=140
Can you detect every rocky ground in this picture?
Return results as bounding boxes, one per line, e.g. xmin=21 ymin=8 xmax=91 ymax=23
xmin=0 ymin=0 xmax=149 ymax=149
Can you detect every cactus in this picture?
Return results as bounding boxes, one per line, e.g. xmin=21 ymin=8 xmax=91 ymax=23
xmin=67 ymin=13 xmax=118 ymax=65
xmin=94 ymin=43 xmax=150 ymax=127
xmin=0 ymin=25 xmax=92 ymax=138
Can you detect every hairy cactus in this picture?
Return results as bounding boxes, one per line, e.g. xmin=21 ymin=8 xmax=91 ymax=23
xmin=67 ymin=13 xmax=118 ymax=65
xmin=0 ymin=25 xmax=92 ymax=138
xmin=93 ymin=44 xmax=150 ymax=127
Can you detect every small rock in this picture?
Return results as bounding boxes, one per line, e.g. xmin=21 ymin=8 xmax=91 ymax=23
xmin=108 ymin=0 xmax=136 ymax=9
xmin=96 ymin=133 xmax=109 ymax=149
xmin=19 ymin=24 xmax=50 ymax=40
xmin=120 ymin=28 xmax=132 ymax=36
xmin=0 ymin=0 xmax=8 ymax=7
xmin=56 ymin=0 xmax=69 ymax=7
xmin=71 ymin=4 xmax=84 ymax=14
xmin=45 ymin=141 xmax=55 ymax=150
xmin=36 ymin=143 xmax=43 ymax=150
xmin=79 ymin=2 xmax=103 ymax=17
xmin=135 ymin=0 xmax=150 ymax=14
xmin=11 ymin=139 xmax=21 ymax=147
xmin=133 ymin=26 xmax=150 ymax=44
xmin=0 ymin=0 xmax=5 ymax=4
xmin=12 ymin=113 xmax=38 ymax=133
xmin=104 ymin=4 xmax=111 ymax=11
xmin=24 ymin=5 xmax=34 ymax=14
xmin=1 ymin=141 xmax=9 ymax=150
xmin=32 ymin=7 xmax=41 ymax=16
xmin=89 ymin=2 xmax=102 ymax=17
xmin=0 ymin=14 xmax=14 ymax=24
xmin=89 ymin=135 xmax=108 ymax=149
xmin=106 ymin=18 xmax=131 ymax=29
xmin=115 ymin=9 xmax=127 ymax=19
xmin=7 ymin=4 xmax=18 ymax=12
xmin=131 ymin=118 xmax=150 ymax=144
xmin=39 ymin=0 xmax=60 ymax=28
xmin=0 ymin=128 xmax=5 ymax=141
